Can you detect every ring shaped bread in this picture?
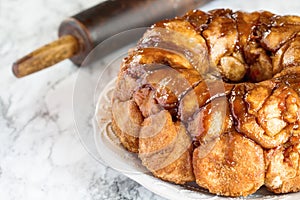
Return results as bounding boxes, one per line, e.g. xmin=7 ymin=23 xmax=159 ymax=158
xmin=111 ymin=9 xmax=300 ymax=197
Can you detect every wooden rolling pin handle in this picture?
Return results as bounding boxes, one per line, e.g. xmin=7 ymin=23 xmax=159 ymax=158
xmin=12 ymin=35 xmax=79 ymax=78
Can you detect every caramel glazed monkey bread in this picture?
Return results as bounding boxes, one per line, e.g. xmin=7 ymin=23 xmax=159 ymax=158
xmin=110 ymin=9 xmax=300 ymax=197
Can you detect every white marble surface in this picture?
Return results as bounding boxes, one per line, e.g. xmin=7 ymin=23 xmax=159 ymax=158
xmin=1 ymin=0 xmax=300 ymax=200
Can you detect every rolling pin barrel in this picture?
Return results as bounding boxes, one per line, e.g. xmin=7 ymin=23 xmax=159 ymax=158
xmin=13 ymin=0 xmax=210 ymax=78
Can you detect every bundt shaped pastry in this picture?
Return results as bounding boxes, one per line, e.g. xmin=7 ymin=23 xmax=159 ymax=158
xmin=111 ymin=9 xmax=300 ymax=197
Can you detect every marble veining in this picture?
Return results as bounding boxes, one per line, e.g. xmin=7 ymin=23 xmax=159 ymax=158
xmin=1 ymin=0 xmax=300 ymax=199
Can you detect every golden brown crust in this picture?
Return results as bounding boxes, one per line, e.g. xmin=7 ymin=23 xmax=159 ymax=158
xmin=139 ymin=110 xmax=194 ymax=184
xmin=111 ymin=100 xmax=143 ymax=153
xmin=265 ymin=136 xmax=300 ymax=193
xmin=193 ymin=131 xmax=265 ymax=197
xmin=111 ymin=118 xmax=139 ymax=153
xmin=152 ymin=147 xmax=195 ymax=184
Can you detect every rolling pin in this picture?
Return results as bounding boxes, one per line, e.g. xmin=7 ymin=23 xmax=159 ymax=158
xmin=12 ymin=0 xmax=211 ymax=78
